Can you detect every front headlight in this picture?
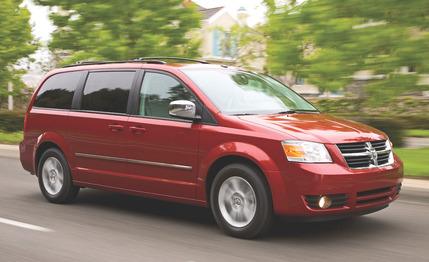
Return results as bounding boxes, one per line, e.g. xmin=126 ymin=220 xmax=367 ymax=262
xmin=281 ymin=140 xmax=332 ymax=163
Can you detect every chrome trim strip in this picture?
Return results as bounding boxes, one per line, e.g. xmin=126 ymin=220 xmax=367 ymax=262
xmin=341 ymin=152 xmax=372 ymax=157
xmin=75 ymin=153 xmax=192 ymax=171
xmin=341 ymin=150 xmax=392 ymax=158
xmin=346 ymin=159 xmax=394 ymax=169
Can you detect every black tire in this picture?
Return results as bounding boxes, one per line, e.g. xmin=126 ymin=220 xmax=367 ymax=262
xmin=37 ymin=148 xmax=79 ymax=204
xmin=210 ymin=163 xmax=273 ymax=239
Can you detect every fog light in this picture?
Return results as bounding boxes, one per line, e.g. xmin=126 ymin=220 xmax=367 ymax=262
xmin=318 ymin=196 xmax=332 ymax=209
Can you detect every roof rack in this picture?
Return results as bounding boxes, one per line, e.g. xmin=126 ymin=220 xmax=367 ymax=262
xmin=63 ymin=57 xmax=208 ymax=68
xmin=133 ymin=57 xmax=210 ymax=64
xmin=62 ymin=59 xmax=167 ymax=68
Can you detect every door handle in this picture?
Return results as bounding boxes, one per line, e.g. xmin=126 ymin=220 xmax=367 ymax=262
xmin=108 ymin=124 xmax=124 ymax=132
xmin=129 ymin=126 xmax=146 ymax=134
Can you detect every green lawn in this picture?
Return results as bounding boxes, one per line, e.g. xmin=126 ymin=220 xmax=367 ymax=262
xmin=395 ymin=147 xmax=429 ymax=178
xmin=0 ymin=131 xmax=23 ymax=145
xmin=405 ymin=129 xmax=429 ymax=138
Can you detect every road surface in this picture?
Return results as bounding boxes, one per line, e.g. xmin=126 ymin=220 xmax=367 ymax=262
xmin=1 ymin=155 xmax=428 ymax=262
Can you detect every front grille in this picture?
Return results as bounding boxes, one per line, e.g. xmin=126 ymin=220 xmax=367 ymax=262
xmin=356 ymin=186 xmax=396 ymax=206
xmin=357 ymin=186 xmax=391 ymax=197
xmin=337 ymin=140 xmax=393 ymax=169
xmin=305 ymin=194 xmax=348 ymax=209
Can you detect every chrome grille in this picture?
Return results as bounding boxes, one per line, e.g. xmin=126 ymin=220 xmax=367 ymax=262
xmin=337 ymin=140 xmax=394 ymax=169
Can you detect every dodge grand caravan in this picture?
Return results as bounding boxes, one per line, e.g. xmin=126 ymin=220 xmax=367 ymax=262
xmin=20 ymin=57 xmax=403 ymax=238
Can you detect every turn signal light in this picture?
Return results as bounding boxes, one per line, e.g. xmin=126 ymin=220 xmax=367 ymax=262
xmin=282 ymin=144 xmax=305 ymax=158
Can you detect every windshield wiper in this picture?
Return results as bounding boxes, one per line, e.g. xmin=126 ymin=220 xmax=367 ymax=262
xmin=275 ymin=110 xmax=297 ymax=114
xmin=231 ymin=113 xmax=256 ymax=116
xmin=276 ymin=109 xmax=319 ymax=114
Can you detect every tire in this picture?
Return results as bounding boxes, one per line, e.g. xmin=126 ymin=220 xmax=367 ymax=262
xmin=37 ymin=148 xmax=79 ymax=204
xmin=210 ymin=163 xmax=273 ymax=239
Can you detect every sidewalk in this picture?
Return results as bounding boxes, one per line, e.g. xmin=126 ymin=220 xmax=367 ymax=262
xmin=404 ymin=137 xmax=429 ymax=149
xmin=0 ymin=144 xmax=428 ymax=189
xmin=402 ymin=178 xmax=429 ymax=190
xmin=0 ymin=144 xmax=19 ymax=159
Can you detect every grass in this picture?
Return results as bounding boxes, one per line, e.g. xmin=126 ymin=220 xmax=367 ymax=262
xmin=0 ymin=131 xmax=23 ymax=145
xmin=405 ymin=129 xmax=429 ymax=138
xmin=395 ymin=147 xmax=429 ymax=178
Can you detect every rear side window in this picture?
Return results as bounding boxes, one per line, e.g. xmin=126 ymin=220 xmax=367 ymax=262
xmin=81 ymin=71 xmax=135 ymax=114
xmin=34 ymin=71 xmax=82 ymax=109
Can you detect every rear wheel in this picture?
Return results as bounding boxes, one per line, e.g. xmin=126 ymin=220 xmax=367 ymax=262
xmin=37 ymin=148 xmax=79 ymax=204
xmin=210 ymin=163 xmax=273 ymax=239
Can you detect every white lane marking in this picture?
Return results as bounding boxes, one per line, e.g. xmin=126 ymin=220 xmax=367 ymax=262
xmin=0 ymin=217 xmax=53 ymax=232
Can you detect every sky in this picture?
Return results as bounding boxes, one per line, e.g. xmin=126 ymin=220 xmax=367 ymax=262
xmin=23 ymin=0 xmax=266 ymax=42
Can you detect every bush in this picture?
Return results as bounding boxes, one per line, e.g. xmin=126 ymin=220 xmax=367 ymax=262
xmin=310 ymin=98 xmax=365 ymax=115
xmin=343 ymin=116 xmax=406 ymax=147
xmin=399 ymin=114 xmax=429 ymax=129
xmin=309 ymin=97 xmax=429 ymax=140
xmin=0 ymin=111 xmax=24 ymax=132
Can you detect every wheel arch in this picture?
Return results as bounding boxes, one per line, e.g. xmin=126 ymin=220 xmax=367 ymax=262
xmin=197 ymin=142 xmax=281 ymax=205
xmin=33 ymin=132 xmax=73 ymax=176
xmin=205 ymin=155 xmax=271 ymax=205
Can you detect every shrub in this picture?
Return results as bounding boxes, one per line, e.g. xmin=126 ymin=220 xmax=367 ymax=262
xmin=0 ymin=111 xmax=24 ymax=132
xmin=343 ymin=116 xmax=405 ymax=147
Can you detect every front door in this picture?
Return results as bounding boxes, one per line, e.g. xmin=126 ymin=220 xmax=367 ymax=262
xmin=126 ymin=71 xmax=200 ymax=199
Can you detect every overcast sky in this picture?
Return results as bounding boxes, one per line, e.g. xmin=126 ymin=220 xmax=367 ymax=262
xmin=23 ymin=0 xmax=266 ymax=42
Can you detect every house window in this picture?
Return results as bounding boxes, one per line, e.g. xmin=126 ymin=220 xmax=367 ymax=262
xmin=295 ymin=77 xmax=305 ymax=85
xmin=212 ymin=29 xmax=237 ymax=58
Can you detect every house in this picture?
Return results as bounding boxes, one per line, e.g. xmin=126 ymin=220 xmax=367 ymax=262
xmin=192 ymin=2 xmax=240 ymax=63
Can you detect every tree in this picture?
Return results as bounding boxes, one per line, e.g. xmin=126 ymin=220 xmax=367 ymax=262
xmin=0 ymin=0 xmax=36 ymax=100
xmin=224 ymin=25 xmax=267 ymax=72
xmin=265 ymin=0 xmax=429 ymax=102
xmin=35 ymin=0 xmax=202 ymax=64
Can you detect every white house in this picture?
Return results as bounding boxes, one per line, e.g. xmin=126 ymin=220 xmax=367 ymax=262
xmin=194 ymin=3 xmax=240 ymax=63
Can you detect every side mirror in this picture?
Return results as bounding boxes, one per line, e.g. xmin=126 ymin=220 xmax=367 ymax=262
xmin=169 ymin=100 xmax=197 ymax=120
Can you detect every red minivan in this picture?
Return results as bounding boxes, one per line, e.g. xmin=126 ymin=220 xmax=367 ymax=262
xmin=20 ymin=58 xmax=403 ymax=238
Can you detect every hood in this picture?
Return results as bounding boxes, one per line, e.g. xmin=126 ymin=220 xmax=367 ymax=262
xmin=239 ymin=113 xmax=386 ymax=144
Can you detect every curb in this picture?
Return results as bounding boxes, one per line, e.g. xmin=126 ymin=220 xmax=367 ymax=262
xmin=0 ymin=144 xmax=19 ymax=151
xmin=0 ymin=144 xmax=19 ymax=159
xmin=402 ymin=179 xmax=429 ymax=190
xmin=0 ymin=144 xmax=428 ymax=189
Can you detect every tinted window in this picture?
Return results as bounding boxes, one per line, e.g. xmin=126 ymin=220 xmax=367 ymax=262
xmin=34 ymin=72 xmax=82 ymax=109
xmin=82 ymin=71 xmax=135 ymax=114
xmin=140 ymin=72 xmax=195 ymax=119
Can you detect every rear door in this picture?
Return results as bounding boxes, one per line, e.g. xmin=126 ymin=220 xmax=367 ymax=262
xmin=68 ymin=70 xmax=138 ymax=187
xmin=125 ymin=70 xmax=200 ymax=199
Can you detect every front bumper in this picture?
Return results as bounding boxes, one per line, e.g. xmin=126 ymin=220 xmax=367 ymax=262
xmin=271 ymin=155 xmax=403 ymax=217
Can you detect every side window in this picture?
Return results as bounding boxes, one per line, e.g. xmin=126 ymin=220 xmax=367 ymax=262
xmin=81 ymin=71 xmax=135 ymax=114
xmin=139 ymin=72 xmax=195 ymax=119
xmin=34 ymin=71 xmax=82 ymax=109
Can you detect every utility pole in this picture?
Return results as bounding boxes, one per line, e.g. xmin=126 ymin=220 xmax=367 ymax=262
xmin=8 ymin=82 xmax=13 ymax=111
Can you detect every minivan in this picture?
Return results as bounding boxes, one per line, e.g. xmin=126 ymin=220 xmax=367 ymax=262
xmin=20 ymin=57 xmax=403 ymax=238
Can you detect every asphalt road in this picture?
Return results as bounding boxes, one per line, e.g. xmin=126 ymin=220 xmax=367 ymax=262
xmin=1 ymin=156 xmax=429 ymax=262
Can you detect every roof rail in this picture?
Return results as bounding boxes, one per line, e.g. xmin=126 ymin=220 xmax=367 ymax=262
xmin=62 ymin=59 xmax=166 ymax=68
xmin=134 ymin=57 xmax=210 ymax=64
xmin=62 ymin=57 xmax=208 ymax=68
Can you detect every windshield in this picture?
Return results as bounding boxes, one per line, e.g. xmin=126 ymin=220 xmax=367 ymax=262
xmin=181 ymin=68 xmax=318 ymax=115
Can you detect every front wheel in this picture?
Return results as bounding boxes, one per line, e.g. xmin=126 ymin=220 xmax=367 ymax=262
xmin=37 ymin=148 xmax=80 ymax=204
xmin=210 ymin=163 xmax=273 ymax=239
